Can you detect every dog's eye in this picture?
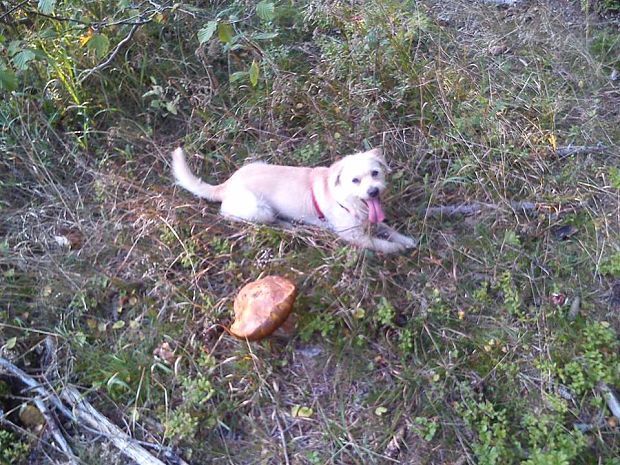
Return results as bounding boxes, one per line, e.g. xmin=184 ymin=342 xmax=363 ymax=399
xmin=352 ymin=178 xmax=360 ymax=184
xmin=371 ymin=170 xmax=379 ymax=177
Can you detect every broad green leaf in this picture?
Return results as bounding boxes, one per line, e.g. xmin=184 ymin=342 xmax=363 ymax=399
xmin=256 ymin=1 xmax=275 ymax=21
xmin=198 ymin=21 xmax=218 ymax=44
xmin=112 ymin=320 xmax=125 ymax=329
xmin=217 ymin=21 xmax=234 ymax=44
xmin=88 ymin=34 xmax=110 ymax=59
xmin=249 ymin=60 xmax=259 ymax=87
xmin=5 ymin=337 xmax=17 ymax=349
xmin=252 ymin=32 xmax=279 ymax=40
xmin=32 ymin=50 xmax=48 ymax=61
xmin=38 ymin=0 xmax=56 ymax=15
xmin=12 ymin=49 xmax=36 ymax=71
xmin=8 ymin=41 xmax=22 ymax=56
xmin=0 ymin=34 xmax=5 ymax=44
xmin=0 ymin=68 xmax=17 ymax=91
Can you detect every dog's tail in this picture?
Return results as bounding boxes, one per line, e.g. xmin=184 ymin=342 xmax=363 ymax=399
xmin=171 ymin=147 xmax=225 ymax=202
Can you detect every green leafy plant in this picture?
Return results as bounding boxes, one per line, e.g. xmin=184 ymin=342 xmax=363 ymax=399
xmin=164 ymin=409 xmax=199 ymax=441
xmin=498 ymin=271 xmax=523 ymax=317
xmin=459 ymin=399 xmax=511 ymax=465
xmin=600 ymin=252 xmax=620 ymax=277
xmin=300 ymin=312 xmax=337 ymax=341
xmin=0 ymin=430 xmax=29 ymax=465
xmin=557 ymin=321 xmax=619 ymax=395
xmin=413 ymin=416 xmax=438 ymax=441
xmin=163 ymin=369 xmax=218 ymax=442
xmin=521 ymin=414 xmax=586 ymax=465
xmin=375 ymin=297 xmax=396 ymax=327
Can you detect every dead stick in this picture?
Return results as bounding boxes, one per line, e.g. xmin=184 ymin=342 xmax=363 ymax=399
xmin=598 ymin=382 xmax=620 ymax=419
xmin=61 ymin=387 xmax=167 ymax=465
xmin=424 ymin=201 xmax=538 ymax=217
xmin=556 ymin=144 xmax=607 ymax=158
xmin=32 ymin=397 xmax=78 ymax=464
xmin=0 ymin=357 xmax=74 ymax=419
xmin=0 ymin=357 xmax=78 ymax=463
xmin=1 ymin=357 xmax=168 ymax=465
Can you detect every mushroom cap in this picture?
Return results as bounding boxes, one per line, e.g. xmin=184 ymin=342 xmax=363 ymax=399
xmin=229 ymin=276 xmax=297 ymax=341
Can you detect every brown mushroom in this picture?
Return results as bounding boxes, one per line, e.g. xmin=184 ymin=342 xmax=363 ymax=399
xmin=229 ymin=276 xmax=297 ymax=341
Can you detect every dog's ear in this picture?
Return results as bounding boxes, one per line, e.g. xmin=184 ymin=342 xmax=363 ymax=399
xmin=367 ymin=147 xmax=391 ymax=173
xmin=328 ymin=159 xmax=345 ymax=187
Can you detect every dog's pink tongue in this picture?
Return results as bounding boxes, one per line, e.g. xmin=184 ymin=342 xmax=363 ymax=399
xmin=367 ymin=198 xmax=385 ymax=224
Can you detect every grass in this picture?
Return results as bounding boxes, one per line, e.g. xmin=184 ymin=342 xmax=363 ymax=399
xmin=1 ymin=0 xmax=620 ymax=464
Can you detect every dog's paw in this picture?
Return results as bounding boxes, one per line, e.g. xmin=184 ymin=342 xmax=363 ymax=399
xmin=400 ymin=235 xmax=418 ymax=249
xmin=377 ymin=240 xmax=407 ymax=254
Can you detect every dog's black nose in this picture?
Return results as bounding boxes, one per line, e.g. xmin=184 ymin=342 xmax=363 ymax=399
xmin=367 ymin=187 xmax=379 ymax=198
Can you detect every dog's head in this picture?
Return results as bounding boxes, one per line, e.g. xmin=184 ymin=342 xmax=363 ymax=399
xmin=328 ymin=148 xmax=389 ymax=223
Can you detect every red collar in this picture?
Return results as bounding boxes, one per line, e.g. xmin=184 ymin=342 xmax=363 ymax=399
xmin=310 ymin=171 xmax=351 ymax=221
xmin=310 ymin=171 xmax=326 ymax=221
xmin=311 ymin=184 xmax=326 ymax=221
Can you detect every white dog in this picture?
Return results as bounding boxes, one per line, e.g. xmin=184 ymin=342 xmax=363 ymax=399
xmin=171 ymin=147 xmax=417 ymax=253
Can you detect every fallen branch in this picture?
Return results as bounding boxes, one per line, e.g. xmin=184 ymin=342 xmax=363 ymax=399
xmin=567 ymin=296 xmax=581 ymax=321
xmin=0 ymin=357 xmax=73 ymax=419
xmin=0 ymin=356 xmax=173 ymax=465
xmin=31 ymin=396 xmax=78 ymax=464
xmin=598 ymin=382 xmax=620 ymax=419
xmin=424 ymin=200 xmax=538 ymax=217
xmin=480 ymin=0 xmax=523 ymax=5
xmin=556 ymin=144 xmax=607 ymax=158
xmin=0 ymin=357 xmax=78 ymax=463
xmin=61 ymin=387 xmax=167 ymax=465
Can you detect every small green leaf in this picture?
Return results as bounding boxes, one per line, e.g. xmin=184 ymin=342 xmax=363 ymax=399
xmin=217 ymin=21 xmax=234 ymax=44
xmin=249 ymin=60 xmax=259 ymax=87
xmin=252 ymin=32 xmax=279 ymax=40
xmin=229 ymin=71 xmax=248 ymax=83
xmin=609 ymin=166 xmax=620 ymax=189
xmin=12 ymin=49 xmax=36 ymax=71
xmin=374 ymin=406 xmax=388 ymax=416
xmin=291 ymin=405 xmax=313 ymax=418
xmin=256 ymin=1 xmax=275 ymax=21
xmin=198 ymin=21 xmax=218 ymax=44
xmin=0 ymin=68 xmax=17 ymax=91
xmin=112 ymin=320 xmax=125 ymax=330
xmin=5 ymin=337 xmax=17 ymax=350
xmin=38 ymin=0 xmax=56 ymax=15
xmin=0 ymin=34 xmax=5 ymax=44
xmin=106 ymin=373 xmax=130 ymax=392
xmin=87 ymin=34 xmax=110 ymax=59
xmin=165 ymin=100 xmax=178 ymax=115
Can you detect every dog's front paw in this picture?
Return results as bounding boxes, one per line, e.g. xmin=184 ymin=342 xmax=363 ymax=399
xmin=400 ymin=235 xmax=418 ymax=249
xmin=374 ymin=239 xmax=408 ymax=254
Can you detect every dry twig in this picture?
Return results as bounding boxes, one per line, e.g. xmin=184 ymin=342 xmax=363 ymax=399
xmin=598 ymin=382 xmax=620 ymax=419
xmin=424 ymin=200 xmax=538 ymax=217
xmin=0 ymin=356 xmax=173 ymax=465
xmin=61 ymin=387 xmax=167 ymax=465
